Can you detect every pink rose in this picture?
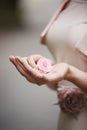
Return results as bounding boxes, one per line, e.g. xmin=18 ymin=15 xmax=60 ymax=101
xmin=37 ymin=58 xmax=52 ymax=73
xmin=56 ymin=86 xmax=87 ymax=117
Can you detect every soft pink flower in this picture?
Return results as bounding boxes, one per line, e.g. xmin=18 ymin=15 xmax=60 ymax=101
xmin=37 ymin=58 xmax=52 ymax=73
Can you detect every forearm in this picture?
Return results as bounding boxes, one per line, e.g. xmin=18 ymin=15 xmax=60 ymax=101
xmin=66 ymin=65 xmax=87 ymax=92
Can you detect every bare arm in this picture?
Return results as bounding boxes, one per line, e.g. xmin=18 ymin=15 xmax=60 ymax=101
xmin=65 ymin=65 xmax=87 ymax=92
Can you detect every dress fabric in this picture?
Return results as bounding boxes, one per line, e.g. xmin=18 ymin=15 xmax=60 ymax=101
xmin=45 ymin=0 xmax=87 ymax=130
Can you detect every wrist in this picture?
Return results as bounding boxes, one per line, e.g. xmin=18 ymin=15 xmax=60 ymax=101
xmin=65 ymin=65 xmax=76 ymax=82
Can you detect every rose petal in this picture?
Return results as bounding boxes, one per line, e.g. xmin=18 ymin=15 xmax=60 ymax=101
xmin=37 ymin=58 xmax=52 ymax=73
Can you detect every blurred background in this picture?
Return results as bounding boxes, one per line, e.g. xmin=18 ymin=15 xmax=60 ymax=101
xmin=0 ymin=0 xmax=61 ymax=130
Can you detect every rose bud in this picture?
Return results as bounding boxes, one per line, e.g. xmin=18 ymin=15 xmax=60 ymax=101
xmin=37 ymin=57 xmax=52 ymax=73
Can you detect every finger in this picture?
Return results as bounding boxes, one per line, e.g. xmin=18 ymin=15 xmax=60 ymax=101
xmin=9 ymin=56 xmax=45 ymax=85
xmin=9 ymin=55 xmax=15 ymax=63
xmin=9 ymin=56 xmax=18 ymax=67
xmin=27 ymin=55 xmax=42 ymax=68
xmin=15 ymin=56 xmax=47 ymax=86
xmin=16 ymin=57 xmax=46 ymax=85
xmin=10 ymin=56 xmax=35 ymax=83
xmin=17 ymin=57 xmax=41 ymax=81
xmin=16 ymin=56 xmax=43 ymax=78
xmin=12 ymin=57 xmax=28 ymax=77
xmin=15 ymin=57 xmax=37 ymax=83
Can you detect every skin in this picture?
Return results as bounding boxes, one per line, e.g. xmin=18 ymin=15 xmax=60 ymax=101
xmin=9 ymin=54 xmax=87 ymax=92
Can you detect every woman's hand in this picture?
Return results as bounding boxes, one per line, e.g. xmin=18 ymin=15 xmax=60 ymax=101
xmin=9 ymin=55 xmax=70 ymax=90
xmin=9 ymin=55 xmax=53 ymax=86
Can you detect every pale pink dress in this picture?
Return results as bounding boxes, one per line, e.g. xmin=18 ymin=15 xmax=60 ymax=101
xmin=42 ymin=0 xmax=87 ymax=130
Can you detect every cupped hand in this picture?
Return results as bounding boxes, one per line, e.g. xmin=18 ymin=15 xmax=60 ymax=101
xmin=9 ymin=55 xmax=69 ymax=90
xmin=9 ymin=55 xmax=53 ymax=86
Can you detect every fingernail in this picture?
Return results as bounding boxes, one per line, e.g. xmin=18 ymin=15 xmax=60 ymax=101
xmin=9 ymin=55 xmax=14 ymax=60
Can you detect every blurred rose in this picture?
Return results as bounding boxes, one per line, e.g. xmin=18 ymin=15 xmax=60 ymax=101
xmin=57 ymin=86 xmax=87 ymax=117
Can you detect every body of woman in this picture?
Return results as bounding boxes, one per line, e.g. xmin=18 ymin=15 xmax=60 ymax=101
xmin=9 ymin=0 xmax=87 ymax=129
